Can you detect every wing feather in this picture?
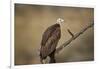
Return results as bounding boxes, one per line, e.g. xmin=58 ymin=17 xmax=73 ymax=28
xmin=40 ymin=27 xmax=61 ymax=58
xmin=41 ymin=25 xmax=55 ymax=46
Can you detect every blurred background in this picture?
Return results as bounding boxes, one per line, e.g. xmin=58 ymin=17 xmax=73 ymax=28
xmin=15 ymin=4 xmax=94 ymax=65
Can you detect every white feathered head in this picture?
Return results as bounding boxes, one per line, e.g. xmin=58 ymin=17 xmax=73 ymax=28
xmin=56 ymin=18 xmax=64 ymax=24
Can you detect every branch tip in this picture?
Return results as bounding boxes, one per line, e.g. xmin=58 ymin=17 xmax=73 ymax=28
xmin=56 ymin=23 xmax=94 ymax=54
xmin=67 ymin=29 xmax=74 ymax=37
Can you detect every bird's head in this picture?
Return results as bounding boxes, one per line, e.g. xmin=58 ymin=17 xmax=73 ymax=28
xmin=56 ymin=18 xmax=64 ymax=25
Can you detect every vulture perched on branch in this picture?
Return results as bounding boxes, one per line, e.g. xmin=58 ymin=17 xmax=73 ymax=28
xmin=40 ymin=18 xmax=64 ymax=63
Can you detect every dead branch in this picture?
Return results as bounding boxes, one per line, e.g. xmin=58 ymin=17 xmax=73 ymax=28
xmin=56 ymin=23 xmax=94 ymax=54
xmin=67 ymin=29 xmax=74 ymax=37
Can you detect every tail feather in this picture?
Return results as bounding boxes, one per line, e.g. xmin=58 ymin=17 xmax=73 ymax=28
xmin=50 ymin=57 xmax=56 ymax=63
xmin=49 ymin=50 xmax=56 ymax=63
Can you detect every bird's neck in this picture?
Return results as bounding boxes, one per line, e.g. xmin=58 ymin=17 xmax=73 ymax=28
xmin=55 ymin=23 xmax=60 ymax=27
xmin=56 ymin=22 xmax=61 ymax=26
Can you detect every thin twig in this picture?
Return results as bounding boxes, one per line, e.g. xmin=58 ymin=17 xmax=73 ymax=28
xmin=67 ymin=29 xmax=74 ymax=37
xmin=56 ymin=23 xmax=94 ymax=53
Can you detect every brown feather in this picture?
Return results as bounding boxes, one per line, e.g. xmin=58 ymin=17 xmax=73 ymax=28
xmin=40 ymin=24 xmax=61 ymax=59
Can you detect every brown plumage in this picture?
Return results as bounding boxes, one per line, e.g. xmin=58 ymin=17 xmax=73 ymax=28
xmin=40 ymin=23 xmax=61 ymax=63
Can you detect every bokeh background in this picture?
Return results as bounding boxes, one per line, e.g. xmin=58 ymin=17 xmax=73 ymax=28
xmin=15 ymin=4 xmax=94 ymax=65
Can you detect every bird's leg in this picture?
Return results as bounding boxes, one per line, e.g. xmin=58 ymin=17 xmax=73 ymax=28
xmin=40 ymin=58 xmax=47 ymax=64
xmin=42 ymin=59 xmax=46 ymax=64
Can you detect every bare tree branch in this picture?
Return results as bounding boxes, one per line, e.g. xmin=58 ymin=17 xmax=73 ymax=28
xmin=67 ymin=29 xmax=74 ymax=37
xmin=56 ymin=23 xmax=94 ymax=54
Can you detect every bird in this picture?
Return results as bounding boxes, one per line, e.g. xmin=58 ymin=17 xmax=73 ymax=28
xmin=40 ymin=18 xmax=64 ymax=63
